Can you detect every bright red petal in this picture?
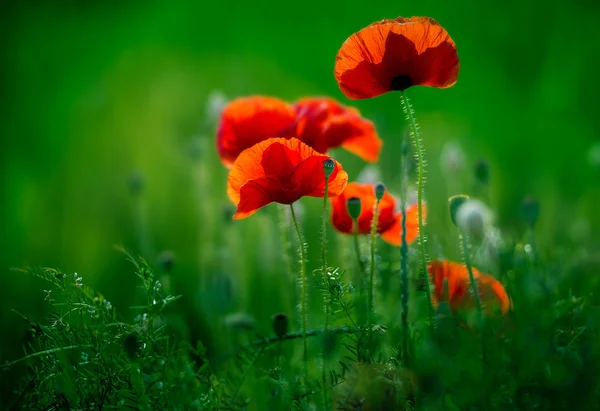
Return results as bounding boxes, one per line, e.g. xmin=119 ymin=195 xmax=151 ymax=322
xmin=217 ymin=96 xmax=296 ymax=167
xmin=334 ymin=16 xmax=459 ymax=99
xmin=233 ymin=178 xmax=275 ymax=220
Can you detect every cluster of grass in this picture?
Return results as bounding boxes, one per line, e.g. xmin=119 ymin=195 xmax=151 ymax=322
xmin=4 ymin=186 xmax=600 ymax=410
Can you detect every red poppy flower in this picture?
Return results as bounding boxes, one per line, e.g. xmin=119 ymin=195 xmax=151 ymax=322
xmin=293 ymin=97 xmax=382 ymax=162
xmin=330 ymin=182 xmax=423 ymax=246
xmin=216 ymin=96 xmax=296 ymax=167
xmin=227 ymin=138 xmax=348 ymax=220
xmin=335 ymin=16 xmax=459 ymax=99
xmin=427 ymin=260 xmax=511 ymax=315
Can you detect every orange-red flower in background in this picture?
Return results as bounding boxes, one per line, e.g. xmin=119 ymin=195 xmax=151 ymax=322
xmin=293 ymin=97 xmax=382 ymax=162
xmin=217 ymin=96 xmax=296 ymax=167
xmin=330 ymin=182 xmax=423 ymax=246
xmin=335 ymin=17 xmax=459 ymax=99
xmin=427 ymin=260 xmax=511 ymax=315
xmin=228 ymin=138 xmax=348 ymax=219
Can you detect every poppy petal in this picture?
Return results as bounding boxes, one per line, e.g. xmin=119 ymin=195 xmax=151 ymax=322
xmin=228 ymin=137 xmax=348 ymax=217
xmin=233 ymin=178 xmax=275 ymax=220
xmin=217 ymin=96 xmax=296 ymax=167
xmin=479 ymin=275 xmax=512 ymax=315
xmin=335 ymin=16 xmax=459 ymax=99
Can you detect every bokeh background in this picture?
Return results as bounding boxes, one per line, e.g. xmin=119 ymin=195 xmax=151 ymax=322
xmin=2 ymin=0 xmax=599 ymax=406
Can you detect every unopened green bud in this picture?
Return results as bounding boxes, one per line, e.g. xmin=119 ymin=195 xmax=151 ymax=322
xmin=374 ymin=183 xmax=386 ymax=201
xmin=521 ymin=196 xmax=540 ymax=227
xmin=347 ymin=197 xmax=362 ymax=220
xmin=272 ymin=313 xmax=288 ymax=338
xmin=448 ymin=195 xmax=469 ymax=227
xmin=157 ymin=250 xmax=175 ymax=273
xmin=323 ymin=158 xmax=335 ymax=179
xmin=474 ymin=159 xmax=490 ymax=185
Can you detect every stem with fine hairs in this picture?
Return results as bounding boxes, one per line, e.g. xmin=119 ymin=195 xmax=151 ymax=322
xmin=368 ymin=199 xmax=381 ymax=333
xmin=289 ymin=203 xmax=308 ymax=377
xmin=320 ymin=177 xmax=330 ymax=410
xmin=400 ymin=90 xmax=434 ymax=334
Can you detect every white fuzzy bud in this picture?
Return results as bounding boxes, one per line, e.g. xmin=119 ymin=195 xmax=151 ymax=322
xmin=456 ymin=199 xmax=493 ymax=240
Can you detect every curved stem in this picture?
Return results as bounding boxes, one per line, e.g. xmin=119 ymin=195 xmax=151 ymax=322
xmin=460 ymin=231 xmax=487 ymax=362
xmin=321 ymin=180 xmax=330 ymax=410
xmin=400 ymin=90 xmax=434 ymax=334
xmin=368 ymin=200 xmax=380 ymax=332
xmin=289 ymin=203 xmax=308 ymax=376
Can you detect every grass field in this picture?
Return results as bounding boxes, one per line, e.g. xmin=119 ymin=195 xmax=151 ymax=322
xmin=1 ymin=1 xmax=600 ymax=409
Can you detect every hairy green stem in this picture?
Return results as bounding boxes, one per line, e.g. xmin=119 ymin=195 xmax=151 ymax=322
xmin=321 ymin=179 xmax=330 ymax=410
xmin=368 ymin=200 xmax=381 ymax=332
xmin=400 ymin=90 xmax=434 ymax=334
xmin=398 ymin=136 xmax=411 ymax=366
xmin=460 ymin=231 xmax=487 ymax=362
xmin=400 ymin=202 xmax=410 ymax=365
xmin=278 ymin=204 xmax=295 ymax=311
xmin=289 ymin=203 xmax=308 ymax=376
xmin=352 ymin=221 xmax=365 ymax=275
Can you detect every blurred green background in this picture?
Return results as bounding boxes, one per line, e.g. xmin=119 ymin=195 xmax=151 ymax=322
xmin=2 ymin=0 xmax=599 ymax=406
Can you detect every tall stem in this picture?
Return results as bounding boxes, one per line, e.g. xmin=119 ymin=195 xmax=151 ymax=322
xmin=400 ymin=90 xmax=434 ymax=334
xmin=400 ymin=202 xmax=410 ymax=364
xmin=289 ymin=203 xmax=308 ymax=376
xmin=320 ymin=179 xmax=330 ymax=410
xmin=399 ymin=137 xmax=411 ymax=366
xmin=352 ymin=222 xmax=365 ymax=275
xmin=460 ymin=231 xmax=487 ymax=362
xmin=368 ymin=200 xmax=380 ymax=332
xmin=278 ymin=205 xmax=295 ymax=312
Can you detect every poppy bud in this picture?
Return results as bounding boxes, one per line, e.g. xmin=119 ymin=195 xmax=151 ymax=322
xmin=347 ymin=197 xmax=362 ymax=220
xmin=323 ymin=158 xmax=335 ymax=179
xmin=128 ymin=171 xmax=144 ymax=197
xmin=521 ymin=196 xmax=540 ymax=228
xmin=440 ymin=141 xmax=465 ymax=175
xmin=157 ymin=250 xmax=175 ymax=273
xmin=224 ymin=312 xmax=255 ymax=330
xmin=448 ymin=195 xmax=469 ymax=227
xmin=474 ymin=159 xmax=490 ymax=185
xmin=456 ymin=199 xmax=493 ymax=241
xmin=374 ymin=183 xmax=386 ymax=201
xmin=272 ymin=313 xmax=288 ymax=338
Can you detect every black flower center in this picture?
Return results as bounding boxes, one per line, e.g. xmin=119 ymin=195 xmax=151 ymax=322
xmin=391 ymin=75 xmax=412 ymax=91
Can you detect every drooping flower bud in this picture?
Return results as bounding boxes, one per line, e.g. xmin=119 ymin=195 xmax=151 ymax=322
xmin=448 ymin=195 xmax=469 ymax=227
xmin=224 ymin=312 xmax=256 ymax=330
xmin=347 ymin=197 xmax=362 ymax=220
xmin=456 ymin=199 xmax=493 ymax=240
xmin=474 ymin=159 xmax=490 ymax=185
xmin=271 ymin=313 xmax=288 ymax=338
xmin=128 ymin=171 xmax=144 ymax=197
xmin=440 ymin=141 xmax=465 ymax=175
xmin=374 ymin=183 xmax=386 ymax=201
xmin=157 ymin=250 xmax=175 ymax=273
